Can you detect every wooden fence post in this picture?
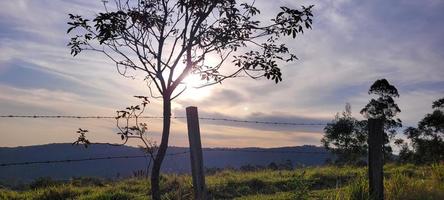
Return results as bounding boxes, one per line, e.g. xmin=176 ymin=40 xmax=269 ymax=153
xmin=186 ymin=106 xmax=207 ymax=200
xmin=368 ymin=118 xmax=384 ymax=200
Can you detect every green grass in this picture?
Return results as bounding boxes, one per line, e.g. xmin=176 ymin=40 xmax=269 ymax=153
xmin=1 ymin=164 xmax=443 ymax=200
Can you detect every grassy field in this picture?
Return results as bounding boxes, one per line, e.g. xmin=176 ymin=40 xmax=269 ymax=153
xmin=1 ymin=163 xmax=443 ymax=200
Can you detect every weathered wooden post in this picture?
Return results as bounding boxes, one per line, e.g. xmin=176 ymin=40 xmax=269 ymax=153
xmin=368 ymin=118 xmax=384 ymax=200
xmin=186 ymin=106 xmax=207 ymax=200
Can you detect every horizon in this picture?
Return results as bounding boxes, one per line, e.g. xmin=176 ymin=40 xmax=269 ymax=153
xmin=0 ymin=142 xmax=324 ymax=149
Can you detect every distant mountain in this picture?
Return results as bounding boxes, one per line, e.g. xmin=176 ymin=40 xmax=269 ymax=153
xmin=0 ymin=143 xmax=331 ymax=183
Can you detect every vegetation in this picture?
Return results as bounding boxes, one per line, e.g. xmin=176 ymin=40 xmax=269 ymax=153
xmin=321 ymin=79 xmax=444 ymax=166
xmin=398 ymin=97 xmax=444 ymax=163
xmin=67 ymin=0 xmax=314 ymax=198
xmin=360 ymin=79 xmax=402 ymax=158
xmin=321 ymin=79 xmax=402 ymax=164
xmin=321 ymin=103 xmax=367 ymax=165
xmin=1 ymin=164 xmax=443 ymax=200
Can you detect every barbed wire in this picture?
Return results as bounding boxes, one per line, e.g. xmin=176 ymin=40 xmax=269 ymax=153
xmin=0 ymin=115 xmax=144 ymax=119
xmin=204 ymin=148 xmax=330 ymax=154
xmin=198 ymin=117 xmax=327 ymax=126
xmin=0 ymin=149 xmax=331 ymax=167
xmin=0 ymin=151 xmax=189 ymax=167
xmin=0 ymin=115 xmax=329 ymax=167
xmin=0 ymin=115 xmax=328 ymax=126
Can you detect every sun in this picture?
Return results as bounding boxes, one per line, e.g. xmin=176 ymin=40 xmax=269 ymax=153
xmin=183 ymin=73 xmax=204 ymax=87
xmin=181 ymin=74 xmax=212 ymax=100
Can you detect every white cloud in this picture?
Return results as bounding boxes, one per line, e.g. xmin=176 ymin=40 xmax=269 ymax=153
xmin=0 ymin=0 xmax=443 ymax=148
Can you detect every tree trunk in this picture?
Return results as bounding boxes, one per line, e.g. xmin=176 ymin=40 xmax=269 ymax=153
xmin=150 ymin=95 xmax=171 ymax=200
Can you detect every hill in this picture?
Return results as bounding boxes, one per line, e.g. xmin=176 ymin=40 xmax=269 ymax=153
xmin=0 ymin=143 xmax=330 ymax=182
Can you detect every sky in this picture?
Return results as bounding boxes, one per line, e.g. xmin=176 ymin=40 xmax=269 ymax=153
xmin=0 ymin=0 xmax=443 ymax=148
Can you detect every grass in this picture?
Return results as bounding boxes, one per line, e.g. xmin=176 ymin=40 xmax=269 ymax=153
xmin=0 ymin=163 xmax=443 ymax=199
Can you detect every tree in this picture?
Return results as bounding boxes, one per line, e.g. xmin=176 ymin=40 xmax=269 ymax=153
xmin=360 ymin=79 xmax=402 ymax=159
xmin=394 ymin=138 xmax=413 ymax=163
xmin=404 ymin=97 xmax=444 ymax=163
xmin=73 ymin=96 xmax=157 ymax=176
xmin=321 ymin=103 xmax=368 ymax=165
xmin=67 ymin=0 xmax=314 ymax=198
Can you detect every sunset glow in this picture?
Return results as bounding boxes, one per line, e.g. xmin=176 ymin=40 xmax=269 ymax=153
xmin=0 ymin=0 xmax=443 ymax=149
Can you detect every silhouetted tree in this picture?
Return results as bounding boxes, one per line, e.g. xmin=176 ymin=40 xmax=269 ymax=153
xmin=67 ymin=0 xmax=314 ymax=198
xmin=433 ymin=98 xmax=444 ymax=110
xmin=240 ymin=164 xmax=256 ymax=171
xmin=404 ymin=97 xmax=444 ymax=163
xmin=394 ymin=138 xmax=413 ymax=163
xmin=267 ymin=162 xmax=279 ymax=170
xmin=360 ymin=79 xmax=402 ymax=159
xmin=73 ymin=96 xmax=157 ymax=176
xmin=321 ymin=103 xmax=368 ymax=165
xmin=279 ymin=159 xmax=293 ymax=170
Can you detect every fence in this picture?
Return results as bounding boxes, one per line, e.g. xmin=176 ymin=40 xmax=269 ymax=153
xmin=0 ymin=107 xmax=384 ymax=200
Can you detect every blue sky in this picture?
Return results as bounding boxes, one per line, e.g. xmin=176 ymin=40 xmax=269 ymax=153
xmin=0 ymin=0 xmax=443 ymax=148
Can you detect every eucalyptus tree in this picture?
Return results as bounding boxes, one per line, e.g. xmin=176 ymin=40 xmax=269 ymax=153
xmin=404 ymin=97 xmax=444 ymax=163
xmin=321 ymin=103 xmax=368 ymax=165
xmin=67 ymin=0 xmax=313 ymax=198
xmin=361 ymin=79 xmax=402 ymax=158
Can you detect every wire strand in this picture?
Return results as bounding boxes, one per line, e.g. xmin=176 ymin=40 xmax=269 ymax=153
xmin=0 ymin=115 xmax=327 ymax=126
xmin=0 ymin=151 xmax=189 ymax=167
xmin=0 ymin=149 xmax=330 ymax=167
xmin=204 ymin=148 xmax=330 ymax=154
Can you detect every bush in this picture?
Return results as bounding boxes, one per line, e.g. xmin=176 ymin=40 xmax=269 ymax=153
xmin=0 ymin=189 xmax=22 ymax=200
xmin=34 ymin=186 xmax=79 ymax=200
xmin=345 ymin=177 xmax=369 ymax=200
xmin=430 ymin=163 xmax=444 ymax=183
xmin=385 ymin=172 xmax=444 ymax=200
xmin=290 ymin=172 xmax=309 ymax=200
xmin=70 ymin=177 xmax=105 ymax=187
xmin=81 ymin=190 xmax=138 ymax=200
xmin=160 ymin=175 xmax=192 ymax=200
xmin=29 ymin=177 xmax=60 ymax=189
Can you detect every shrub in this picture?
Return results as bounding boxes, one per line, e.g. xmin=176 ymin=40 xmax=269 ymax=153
xmin=430 ymin=163 xmax=444 ymax=183
xmin=81 ymin=190 xmax=138 ymax=200
xmin=290 ymin=172 xmax=309 ymax=200
xmin=29 ymin=177 xmax=60 ymax=189
xmin=0 ymin=189 xmax=22 ymax=200
xmin=34 ymin=186 xmax=79 ymax=200
xmin=385 ymin=172 xmax=444 ymax=200
xmin=70 ymin=177 xmax=105 ymax=187
xmin=160 ymin=175 xmax=193 ymax=200
xmin=346 ymin=177 xmax=369 ymax=200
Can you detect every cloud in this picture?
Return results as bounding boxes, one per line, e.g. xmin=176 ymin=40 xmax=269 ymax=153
xmin=172 ymin=108 xmax=328 ymax=133
xmin=199 ymin=124 xmax=324 ymax=148
xmin=176 ymin=88 xmax=248 ymax=109
xmin=0 ymin=0 xmax=443 ymax=148
xmin=0 ymin=85 xmax=110 ymax=115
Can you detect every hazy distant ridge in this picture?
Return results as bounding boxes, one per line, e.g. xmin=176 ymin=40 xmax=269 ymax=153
xmin=0 ymin=143 xmax=331 ymax=182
